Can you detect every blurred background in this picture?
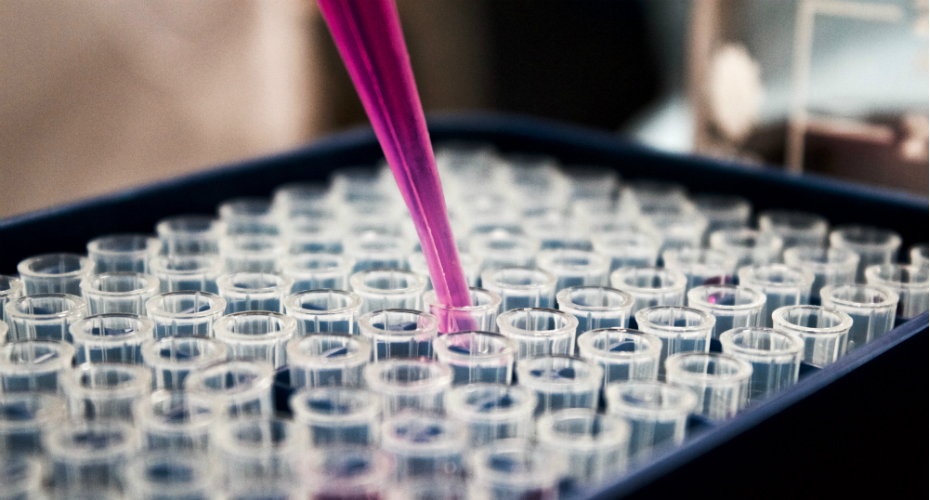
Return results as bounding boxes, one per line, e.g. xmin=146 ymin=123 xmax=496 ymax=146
xmin=1 ymin=0 xmax=927 ymax=218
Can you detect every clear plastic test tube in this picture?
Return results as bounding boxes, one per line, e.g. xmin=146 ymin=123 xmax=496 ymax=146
xmin=46 ymin=419 xmax=138 ymax=490
xmin=782 ymin=246 xmax=859 ymax=304
xmin=149 ymin=254 xmax=224 ymax=293
xmin=471 ymin=231 xmax=541 ymax=273
xmin=444 ymin=384 xmax=536 ymax=447
xmin=605 ymin=381 xmax=697 ymax=461
xmin=423 ymin=287 xmax=501 ymax=333
xmin=556 ymin=286 xmax=633 ymax=335
xmin=141 ymin=336 xmax=227 ymax=390
xmin=864 ymin=264 xmax=929 ymax=319
xmin=634 ymin=306 xmax=715 ymax=380
xmin=61 ymin=363 xmax=152 ymax=421
xmin=216 ymin=272 xmax=293 ymax=313
xmin=576 ymin=328 xmax=662 ymax=385
xmin=771 ymin=305 xmax=852 ymax=366
xmin=720 ymin=327 xmax=803 ymax=403
xmin=0 ymin=392 xmax=66 ymax=455
xmin=692 ymin=193 xmax=752 ymax=243
xmin=282 ymin=254 xmax=354 ymax=292
xmin=134 ymin=390 xmax=216 ymax=451
xmin=610 ymin=266 xmax=687 ymax=322
xmin=515 ymin=355 xmax=602 ymax=415
xmin=687 ymin=285 xmax=766 ymax=338
xmin=709 ymin=228 xmax=783 ymax=268
xmin=272 ymin=182 xmax=332 ymax=217
xmin=282 ymin=214 xmax=345 ymax=255
xmin=214 ymin=311 xmax=296 ymax=368
xmin=358 ymin=309 xmax=438 ymax=360
xmin=0 ymin=456 xmax=43 ymax=500
xmin=80 ymin=272 xmax=160 ymax=314
xmin=71 ymin=314 xmax=153 ymax=364
xmin=211 ymin=418 xmax=307 ymax=489
xmin=381 ymin=413 xmax=467 ymax=479
xmin=219 ymin=235 xmax=286 ymax=273
xmin=290 ymin=387 xmax=380 ymax=446
xmin=590 ymin=231 xmax=660 ymax=271
xmin=480 ymin=267 xmax=557 ymax=311
xmin=286 ymin=334 xmax=371 ymax=388
xmin=284 ymin=289 xmax=362 ymax=336
xmin=536 ymin=249 xmax=610 ymax=293
xmin=156 ymin=215 xmax=226 ymax=255
xmin=829 ymin=225 xmax=902 ymax=282
xmin=433 ymin=332 xmax=517 ymax=385
xmin=757 ymin=209 xmax=829 ymax=249
xmin=0 ymin=341 xmax=74 ymax=393
xmin=350 ymin=269 xmax=427 ymax=314
xmin=297 ymin=446 xmax=394 ymax=500
xmin=124 ymin=453 xmax=213 ymax=500
xmin=344 ymin=233 xmax=411 ymax=272
xmin=145 ymin=291 xmax=226 ymax=338
xmin=662 ymin=247 xmax=738 ymax=291
xmin=911 ymin=243 xmax=929 ymax=270
xmin=820 ymin=284 xmax=899 ymax=351
xmin=737 ymin=264 xmax=814 ymax=327
xmin=362 ymin=358 xmax=452 ymax=416
xmin=17 ymin=253 xmax=95 ymax=296
xmin=496 ymin=308 xmax=578 ymax=359
xmin=536 ymin=408 xmax=631 ymax=484
xmin=664 ymin=352 xmax=752 ymax=421
xmin=644 ymin=209 xmax=709 ymax=254
xmin=186 ymin=360 xmax=275 ymax=418
xmin=468 ymin=440 xmax=564 ymax=500
xmin=219 ymin=197 xmax=280 ymax=235
xmin=5 ymin=294 xmax=87 ymax=342
xmin=1 ymin=275 xmax=24 ymax=322
xmin=87 ymin=234 xmax=161 ymax=273
xmin=387 ymin=478 xmax=470 ymax=500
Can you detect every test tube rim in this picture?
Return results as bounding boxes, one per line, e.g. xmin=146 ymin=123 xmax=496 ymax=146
xmin=0 ymin=275 xmax=25 ymax=296
xmin=770 ymin=305 xmax=854 ymax=336
xmin=515 ymin=355 xmax=604 ymax=390
xmin=433 ymin=331 xmax=517 ymax=363
xmin=145 ymin=291 xmax=227 ymax=320
xmin=662 ymin=247 xmax=738 ymax=272
xmin=6 ymin=293 xmax=88 ymax=321
xmin=45 ymin=419 xmax=139 ymax=461
xmin=757 ymin=209 xmax=829 ymax=234
xmin=444 ymin=383 xmax=538 ymax=422
xmin=537 ymin=249 xmax=611 ymax=273
xmin=664 ymin=352 xmax=753 ymax=385
xmin=686 ymin=285 xmax=766 ymax=312
xmin=910 ymin=244 xmax=929 ymax=264
xmin=284 ymin=289 xmax=363 ymax=317
xmin=0 ymin=340 xmax=75 ymax=374
xmin=422 ymin=286 xmax=502 ymax=313
xmin=380 ymin=412 xmax=467 ymax=453
xmin=576 ymin=328 xmax=663 ymax=362
xmin=140 ymin=336 xmax=228 ymax=368
xmin=556 ymin=286 xmax=634 ymax=312
xmin=349 ymin=268 xmax=429 ymax=296
xmin=79 ymin=272 xmax=161 ymax=298
xmin=60 ymin=362 xmax=153 ymax=399
xmin=186 ymin=360 xmax=275 ymax=396
xmin=605 ymin=381 xmax=699 ymax=420
xmin=719 ymin=327 xmax=805 ymax=358
xmin=285 ymin=334 xmax=372 ymax=367
xmin=70 ymin=313 xmax=155 ymax=345
xmin=298 ymin=445 xmax=395 ymax=491
xmin=211 ymin=416 xmax=308 ymax=458
xmin=124 ymin=453 xmax=211 ymax=497
xmin=212 ymin=310 xmax=298 ymax=343
xmin=289 ymin=386 xmax=381 ymax=424
xmin=218 ymin=234 xmax=287 ymax=255
xmin=610 ymin=266 xmax=687 ymax=294
xmin=216 ymin=272 xmax=295 ymax=294
xmin=736 ymin=264 xmax=816 ymax=292
xmin=829 ymin=224 xmax=903 ymax=251
xmin=496 ymin=307 xmax=579 ymax=339
xmin=782 ymin=246 xmax=860 ymax=271
xmin=480 ymin=267 xmax=557 ymax=292
xmin=156 ymin=214 xmax=227 ymax=236
xmin=709 ymin=228 xmax=784 ymax=253
xmin=148 ymin=254 xmax=224 ymax=276
xmin=86 ymin=234 xmax=160 ymax=259
xmin=469 ymin=439 xmax=563 ymax=487
xmin=363 ymin=358 xmax=453 ymax=395
xmin=17 ymin=253 xmax=95 ymax=280
xmin=535 ymin=408 xmax=632 ymax=451
xmin=282 ymin=253 xmax=354 ymax=274
xmin=134 ymin=390 xmax=216 ymax=433
xmin=819 ymin=284 xmax=900 ymax=310
xmin=0 ymin=392 xmax=67 ymax=431
xmin=358 ymin=309 xmax=440 ymax=338
xmin=864 ymin=264 xmax=930 ymax=291
xmin=634 ymin=306 xmax=716 ymax=335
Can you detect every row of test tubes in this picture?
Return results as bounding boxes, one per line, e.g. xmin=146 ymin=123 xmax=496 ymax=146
xmin=1 ymin=143 xmax=928 ymax=500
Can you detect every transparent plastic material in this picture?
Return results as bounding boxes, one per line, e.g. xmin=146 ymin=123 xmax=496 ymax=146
xmin=218 ymin=197 xmax=279 ymax=235
xmin=0 ymin=275 xmax=24 ymax=322
xmin=605 ymin=381 xmax=697 ymax=461
xmin=141 ymin=336 xmax=227 ymax=390
xmin=664 ymin=352 xmax=752 ymax=421
xmin=145 ymin=291 xmax=226 ymax=338
xmin=344 ymin=233 xmax=411 ymax=272
xmin=515 ymin=356 xmax=602 ymax=415
xmin=471 ymin=232 xmax=541 ymax=273
xmin=445 ymin=384 xmax=537 ymax=447
xmin=211 ymin=418 xmax=307 ymax=489
xmin=281 ymin=212 xmax=344 ymax=254
xmin=771 ymin=305 xmax=852 ymax=366
xmin=692 ymin=194 xmax=752 ymax=243
xmin=610 ymin=267 xmax=687 ymax=320
xmin=219 ymin=235 xmax=286 ymax=273
xmin=536 ymin=249 xmax=610 ymax=293
xmin=213 ymin=311 xmax=296 ymax=368
xmin=217 ymin=272 xmax=294 ymax=313
xmin=284 ymin=289 xmax=362 ymax=336
xmin=272 ymin=182 xmax=331 ymax=218
xmin=709 ymin=229 xmax=783 ymax=268
xmin=381 ymin=413 xmax=467 ymax=479
xmin=134 ymin=390 xmax=215 ymax=451
xmin=757 ymin=209 xmax=829 ymax=249
xmin=433 ymin=332 xmax=517 ymax=385
xmin=0 ymin=392 xmax=66 ymax=455
xmin=148 ymin=254 xmax=224 ymax=293
xmin=480 ymin=268 xmax=557 ymax=311
xmin=536 ymin=409 xmax=631 ymax=484
xmin=282 ymin=254 xmax=354 ymax=292
xmin=350 ymin=269 xmax=427 ymax=314
xmin=737 ymin=264 xmax=814 ymax=327
xmin=297 ymin=446 xmax=394 ymax=500
xmin=186 ymin=361 xmax=275 ymax=418
xmin=387 ymin=478 xmax=470 ymax=500
xmin=644 ymin=209 xmax=709 ymax=254
xmin=911 ymin=244 xmax=929 ymax=270
xmin=5 ymin=294 xmax=87 ymax=342
xmin=286 ymin=334 xmax=371 ymax=388
xmin=71 ymin=314 xmax=153 ymax=364
xmin=719 ymin=327 xmax=803 ymax=403
xmin=468 ymin=440 xmax=563 ymax=500
xmin=634 ymin=306 xmax=715 ymax=380
xmin=820 ymin=284 xmax=899 ymax=352
xmin=358 ymin=309 xmax=438 ymax=360
xmin=864 ymin=264 xmax=929 ymax=319
xmin=156 ymin=215 xmax=226 ymax=255
xmin=829 ymin=225 xmax=902 ymax=282
xmin=362 ymin=359 xmax=453 ymax=416
xmin=576 ymin=328 xmax=662 ymax=385
xmin=496 ymin=308 xmax=578 ymax=359
xmin=17 ymin=253 xmax=95 ymax=296
xmin=46 ymin=420 xmax=138 ymax=490
xmin=0 ymin=456 xmax=43 ymax=500
xmin=410 ymin=251 xmax=479 ymax=289
xmin=556 ymin=286 xmax=633 ymax=335
xmin=423 ymin=287 xmax=501 ymax=334
xmin=86 ymin=234 xmax=160 ymax=273
xmin=125 ymin=453 xmax=213 ymax=500
xmin=80 ymin=272 xmax=160 ymax=315
xmin=783 ymin=246 xmax=859 ymax=303
xmin=591 ymin=232 xmax=660 ymax=271
xmin=290 ymin=387 xmax=380 ymax=446
xmin=0 ymin=341 xmax=74 ymax=393
xmin=61 ymin=363 xmax=151 ymax=421
xmin=662 ymin=248 xmax=738 ymax=291
xmin=686 ymin=285 xmax=766 ymax=338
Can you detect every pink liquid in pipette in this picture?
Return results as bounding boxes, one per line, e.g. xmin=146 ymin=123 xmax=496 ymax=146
xmin=317 ymin=0 xmax=472 ymax=330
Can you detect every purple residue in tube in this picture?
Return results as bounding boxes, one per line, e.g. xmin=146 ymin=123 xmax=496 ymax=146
xmin=317 ymin=0 xmax=471 ymax=333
